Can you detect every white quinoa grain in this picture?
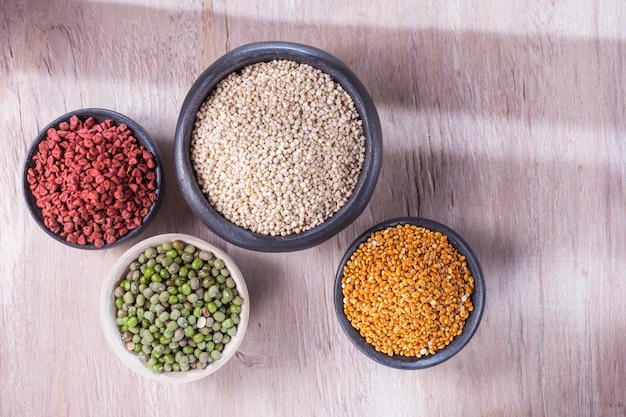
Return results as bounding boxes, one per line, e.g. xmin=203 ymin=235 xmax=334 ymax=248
xmin=191 ymin=59 xmax=366 ymax=236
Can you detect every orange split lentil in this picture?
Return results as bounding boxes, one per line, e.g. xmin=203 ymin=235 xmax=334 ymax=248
xmin=341 ymin=224 xmax=475 ymax=357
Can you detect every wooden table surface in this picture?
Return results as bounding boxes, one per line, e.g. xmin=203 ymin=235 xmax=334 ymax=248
xmin=2 ymin=1 xmax=625 ymax=416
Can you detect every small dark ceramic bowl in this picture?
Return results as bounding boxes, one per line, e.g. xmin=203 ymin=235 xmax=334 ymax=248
xmin=334 ymin=217 xmax=485 ymax=369
xmin=174 ymin=41 xmax=382 ymax=252
xmin=23 ymin=108 xmax=164 ymax=250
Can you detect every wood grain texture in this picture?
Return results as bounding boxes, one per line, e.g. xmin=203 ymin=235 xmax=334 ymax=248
xmin=1 ymin=1 xmax=625 ymax=416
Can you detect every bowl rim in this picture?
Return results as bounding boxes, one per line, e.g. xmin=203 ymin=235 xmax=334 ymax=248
xmin=334 ymin=217 xmax=486 ymax=369
xmin=22 ymin=108 xmax=164 ymax=250
xmin=174 ymin=41 xmax=383 ymax=252
xmin=99 ymin=233 xmax=250 ymax=383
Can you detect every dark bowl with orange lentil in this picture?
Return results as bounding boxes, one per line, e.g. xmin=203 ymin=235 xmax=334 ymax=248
xmin=334 ymin=217 xmax=485 ymax=369
xmin=22 ymin=108 xmax=164 ymax=250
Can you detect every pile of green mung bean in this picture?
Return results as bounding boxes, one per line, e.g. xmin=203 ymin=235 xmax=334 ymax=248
xmin=114 ymin=240 xmax=243 ymax=373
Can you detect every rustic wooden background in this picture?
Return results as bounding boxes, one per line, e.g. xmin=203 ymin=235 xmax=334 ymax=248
xmin=2 ymin=1 xmax=625 ymax=416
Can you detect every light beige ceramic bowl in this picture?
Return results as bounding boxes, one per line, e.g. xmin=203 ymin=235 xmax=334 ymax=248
xmin=100 ymin=233 xmax=249 ymax=383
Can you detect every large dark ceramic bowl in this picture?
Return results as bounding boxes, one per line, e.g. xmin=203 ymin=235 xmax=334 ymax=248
xmin=23 ymin=108 xmax=164 ymax=249
xmin=174 ymin=41 xmax=382 ymax=252
xmin=334 ymin=217 xmax=485 ymax=369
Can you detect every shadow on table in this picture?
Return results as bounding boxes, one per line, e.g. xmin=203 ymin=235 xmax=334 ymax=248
xmin=6 ymin=1 xmax=625 ymax=131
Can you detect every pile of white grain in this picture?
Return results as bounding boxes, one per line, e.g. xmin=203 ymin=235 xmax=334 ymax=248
xmin=191 ymin=59 xmax=365 ymax=236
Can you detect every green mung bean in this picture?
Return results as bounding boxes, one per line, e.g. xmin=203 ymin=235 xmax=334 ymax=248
xmin=169 ymin=309 xmax=181 ymax=321
xmin=199 ymin=251 xmax=213 ymax=261
xmin=179 ymin=266 xmax=189 ymax=278
xmin=173 ymin=328 xmax=184 ymax=342
xmin=168 ymin=263 xmax=180 ymax=274
xmin=207 ymin=302 xmax=217 ymax=313
xmin=207 ymin=285 xmax=220 ymax=299
xmin=191 ymin=258 xmax=203 ymax=270
xmin=213 ymin=311 xmax=226 ymax=322
xmin=123 ymin=292 xmax=135 ymax=304
xmin=222 ymin=288 xmax=233 ymax=302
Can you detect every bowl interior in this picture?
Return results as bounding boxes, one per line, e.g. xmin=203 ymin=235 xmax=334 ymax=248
xmin=334 ymin=217 xmax=485 ymax=369
xmin=174 ymin=42 xmax=382 ymax=252
xmin=23 ymin=108 xmax=164 ymax=249
xmin=99 ymin=233 xmax=249 ymax=383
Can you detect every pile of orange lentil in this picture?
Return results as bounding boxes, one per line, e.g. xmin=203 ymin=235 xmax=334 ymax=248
xmin=341 ymin=224 xmax=475 ymax=357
